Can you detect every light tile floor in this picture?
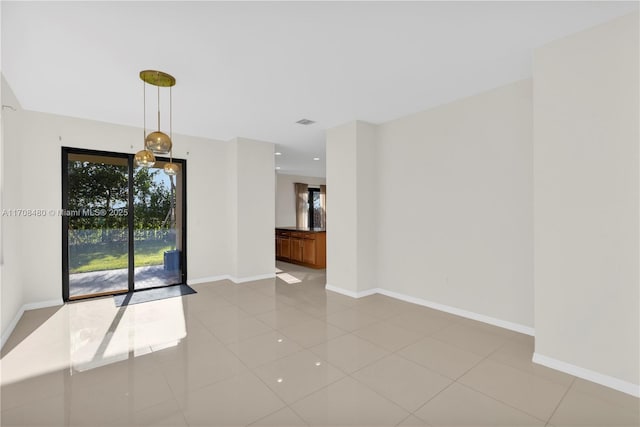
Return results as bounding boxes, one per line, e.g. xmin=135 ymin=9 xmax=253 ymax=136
xmin=1 ymin=261 xmax=638 ymax=426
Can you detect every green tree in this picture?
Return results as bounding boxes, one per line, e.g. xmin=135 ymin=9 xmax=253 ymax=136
xmin=68 ymin=160 xmax=128 ymax=241
xmin=67 ymin=161 xmax=173 ymax=241
xmin=133 ymin=167 xmax=172 ymax=231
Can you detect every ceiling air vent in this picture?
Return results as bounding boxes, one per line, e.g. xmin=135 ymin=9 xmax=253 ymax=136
xmin=296 ymin=118 xmax=315 ymax=125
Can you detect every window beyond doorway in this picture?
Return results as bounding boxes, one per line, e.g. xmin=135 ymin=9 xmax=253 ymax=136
xmin=308 ymin=187 xmax=321 ymax=229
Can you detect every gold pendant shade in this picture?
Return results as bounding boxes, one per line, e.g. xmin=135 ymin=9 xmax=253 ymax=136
xmin=145 ymin=131 xmax=172 ymax=155
xmin=135 ymin=70 xmax=179 ymax=174
xmin=134 ymin=149 xmax=156 ymax=168
xmin=164 ymin=162 xmax=180 ymax=176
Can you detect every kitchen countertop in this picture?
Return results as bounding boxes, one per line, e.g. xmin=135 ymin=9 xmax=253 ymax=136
xmin=276 ymin=226 xmax=326 ymax=233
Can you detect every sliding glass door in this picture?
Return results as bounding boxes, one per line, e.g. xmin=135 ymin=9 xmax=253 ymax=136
xmin=62 ymin=148 xmax=186 ymax=301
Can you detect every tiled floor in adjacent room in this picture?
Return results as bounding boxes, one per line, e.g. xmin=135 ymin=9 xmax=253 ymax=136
xmin=1 ymin=261 xmax=638 ymax=426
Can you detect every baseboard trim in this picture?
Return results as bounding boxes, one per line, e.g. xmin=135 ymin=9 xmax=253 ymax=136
xmin=376 ymin=288 xmax=535 ymax=336
xmin=1 ymin=299 xmax=63 ymax=351
xmin=231 ymin=273 xmax=276 ymax=284
xmin=325 ymin=284 xmax=378 ymax=299
xmin=533 ymin=352 xmax=640 ymax=398
xmin=324 ymin=284 xmax=534 ymax=336
xmin=1 ymin=306 xmax=25 ymax=350
xmin=23 ymin=299 xmax=63 ymax=311
xmin=188 ymin=275 xmax=231 ymax=285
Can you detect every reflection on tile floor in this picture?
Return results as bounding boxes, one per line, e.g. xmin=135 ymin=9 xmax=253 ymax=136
xmin=1 ymin=261 xmax=638 ymax=426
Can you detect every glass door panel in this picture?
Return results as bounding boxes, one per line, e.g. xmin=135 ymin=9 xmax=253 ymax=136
xmin=66 ymin=153 xmax=130 ymax=299
xmin=133 ymin=160 xmax=183 ymax=290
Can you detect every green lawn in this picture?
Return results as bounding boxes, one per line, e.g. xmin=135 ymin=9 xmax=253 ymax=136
xmin=70 ymin=239 xmax=174 ymax=273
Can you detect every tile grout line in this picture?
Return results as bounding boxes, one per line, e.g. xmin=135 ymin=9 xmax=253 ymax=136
xmin=342 ymin=369 xmax=416 ymax=419
xmin=240 ymin=307 xmax=416 ymax=422
xmin=324 ymin=314 xmax=462 ymax=421
xmin=405 ymin=328 xmax=503 ymax=421
xmin=544 ymin=376 xmax=577 ymax=425
xmin=231 ymin=322 xmax=354 ymax=427
xmin=281 ymin=373 xmax=346 ymax=426
xmin=335 ymin=305 xmax=499 ymax=419
xmin=139 ymin=345 xmax=191 ymax=427
xmin=451 ymin=379 xmax=554 ymax=424
xmin=159 ymin=296 xmax=286 ymax=422
xmin=410 ymin=379 xmax=459 ymax=419
xmin=451 ymin=335 xmax=557 ymax=424
xmin=214 ymin=319 xmax=292 ymax=426
xmin=411 ymin=322 xmax=553 ymax=424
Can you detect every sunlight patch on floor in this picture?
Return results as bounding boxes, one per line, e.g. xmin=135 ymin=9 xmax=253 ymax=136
xmin=1 ymin=296 xmax=187 ymax=385
xmin=276 ymin=272 xmax=302 ymax=284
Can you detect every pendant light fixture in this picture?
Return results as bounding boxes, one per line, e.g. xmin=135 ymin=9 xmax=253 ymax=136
xmin=164 ymin=152 xmax=179 ymax=176
xmin=135 ymin=70 xmax=179 ymax=176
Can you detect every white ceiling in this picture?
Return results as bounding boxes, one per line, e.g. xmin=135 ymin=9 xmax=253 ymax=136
xmin=2 ymin=1 xmax=637 ymax=177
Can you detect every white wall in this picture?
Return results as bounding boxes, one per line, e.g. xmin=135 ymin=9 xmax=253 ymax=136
xmin=533 ymin=12 xmax=639 ymax=392
xmin=275 ymin=173 xmax=326 ymax=227
xmin=355 ymin=122 xmax=378 ymax=292
xmin=326 ymin=122 xmax=358 ymax=294
xmin=1 ymin=76 xmax=25 ymax=344
xmin=232 ymin=137 xmax=275 ymax=280
xmin=376 ymin=79 xmax=534 ymax=328
xmin=0 ymin=101 xmax=277 ymax=340
xmin=326 ymin=121 xmax=378 ymax=296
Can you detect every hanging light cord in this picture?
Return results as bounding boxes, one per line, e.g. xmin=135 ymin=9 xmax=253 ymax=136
xmin=157 ymin=83 xmax=161 ymax=132
xmin=169 ymin=86 xmax=173 ymax=163
xmin=143 ymin=80 xmax=146 ymax=148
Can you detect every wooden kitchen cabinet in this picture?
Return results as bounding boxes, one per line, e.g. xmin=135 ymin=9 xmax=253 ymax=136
xmin=276 ymin=233 xmax=291 ymax=259
xmin=290 ymin=237 xmax=303 ymax=262
xmin=302 ymin=237 xmax=316 ymax=264
xmin=275 ymin=228 xmax=326 ymax=269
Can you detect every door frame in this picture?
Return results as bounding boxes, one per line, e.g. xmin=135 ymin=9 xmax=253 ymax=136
xmin=61 ymin=147 xmax=187 ymax=302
